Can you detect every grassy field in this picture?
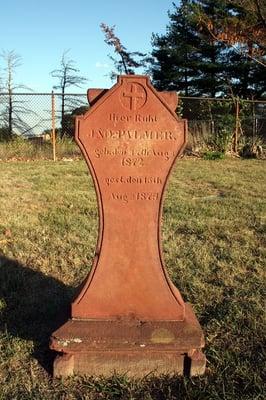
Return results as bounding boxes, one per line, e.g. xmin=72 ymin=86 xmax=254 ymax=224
xmin=0 ymin=158 xmax=265 ymax=399
xmin=0 ymin=138 xmax=81 ymax=161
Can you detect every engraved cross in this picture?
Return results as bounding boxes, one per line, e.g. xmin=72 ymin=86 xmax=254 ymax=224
xmin=122 ymin=83 xmax=145 ymax=111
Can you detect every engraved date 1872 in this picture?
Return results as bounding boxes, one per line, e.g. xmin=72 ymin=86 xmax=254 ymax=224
xmin=121 ymin=157 xmax=144 ymax=167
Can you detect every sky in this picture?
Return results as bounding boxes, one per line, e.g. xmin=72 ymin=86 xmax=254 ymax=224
xmin=0 ymin=0 xmax=178 ymax=93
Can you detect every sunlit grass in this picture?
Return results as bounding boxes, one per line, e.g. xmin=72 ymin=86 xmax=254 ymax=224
xmin=0 ymin=158 xmax=265 ymax=399
xmin=0 ymin=137 xmax=81 ymax=161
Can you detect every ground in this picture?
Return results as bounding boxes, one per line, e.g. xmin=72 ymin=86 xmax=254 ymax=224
xmin=0 ymin=158 xmax=265 ymax=399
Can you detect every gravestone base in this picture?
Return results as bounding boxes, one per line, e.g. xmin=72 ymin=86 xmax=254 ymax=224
xmin=50 ymin=303 xmax=205 ymax=377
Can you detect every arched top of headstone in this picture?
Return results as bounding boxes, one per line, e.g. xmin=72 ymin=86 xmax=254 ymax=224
xmin=86 ymin=75 xmax=178 ymax=120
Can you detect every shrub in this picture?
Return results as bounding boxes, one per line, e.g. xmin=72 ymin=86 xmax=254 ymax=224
xmin=203 ymin=150 xmax=225 ymax=160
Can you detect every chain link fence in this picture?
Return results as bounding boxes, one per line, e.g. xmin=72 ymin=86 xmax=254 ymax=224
xmin=179 ymin=97 xmax=266 ymax=156
xmin=0 ymin=92 xmax=265 ymax=158
xmin=0 ymin=92 xmax=87 ymax=139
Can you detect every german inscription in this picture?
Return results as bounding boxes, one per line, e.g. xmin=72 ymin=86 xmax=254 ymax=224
xmin=74 ymin=75 xmax=187 ymax=321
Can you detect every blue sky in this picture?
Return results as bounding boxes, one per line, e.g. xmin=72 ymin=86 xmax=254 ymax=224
xmin=1 ymin=0 xmax=177 ymax=93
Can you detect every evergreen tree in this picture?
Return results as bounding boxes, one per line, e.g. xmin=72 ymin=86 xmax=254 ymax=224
xmin=194 ymin=0 xmax=265 ymax=67
xmin=226 ymin=51 xmax=265 ymax=98
xmin=193 ymin=0 xmax=266 ymax=98
xmin=150 ymin=0 xmax=228 ymax=96
xmin=150 ymin=1 xmax=201 ymax=95
xmin=149 ymin=0 xmax=265 ymax=98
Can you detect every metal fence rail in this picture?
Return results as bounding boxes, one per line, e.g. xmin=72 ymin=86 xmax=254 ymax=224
xmin=0 ymin=92 xmax=265 ymax=154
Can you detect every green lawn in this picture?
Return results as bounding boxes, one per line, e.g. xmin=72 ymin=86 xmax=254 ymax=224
xmin=0 ymin=158 xmax=265 ymax=399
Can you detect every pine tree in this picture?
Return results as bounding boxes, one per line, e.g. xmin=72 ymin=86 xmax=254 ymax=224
xmin=194 ymin=0 xmax=266 ymax=67
xmin=193 ymin=0 xmax=266 ymax=98
xmin=150 ymin=1 xmax=199 ymax=95
xmin=149 ymin=0 xmax=265 ymax=98
xmin=150 ymin=0 xmax=228 ymax=96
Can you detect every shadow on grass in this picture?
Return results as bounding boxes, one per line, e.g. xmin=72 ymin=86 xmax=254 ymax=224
xmin=0 ymin=254 xmax=75 ymax=374
xmin=1 ymin=255 xmax=264 ymax=399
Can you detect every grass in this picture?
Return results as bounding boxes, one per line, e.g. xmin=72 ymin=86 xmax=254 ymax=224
xmin=0 ymin=137 xmax=81 ymax=161
xmin=0 ymin=158 xmax=265 ymax=399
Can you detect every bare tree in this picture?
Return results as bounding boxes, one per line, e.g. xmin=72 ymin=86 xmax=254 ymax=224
xmin=51 ymin=50 xmax=87 ymax=138
xmin=100 ymin=23 xmax=146 ymax=79
xmin=0 ymin=50 xmax=32 ymax=139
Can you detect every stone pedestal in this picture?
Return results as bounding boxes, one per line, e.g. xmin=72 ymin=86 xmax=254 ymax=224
xmin=51 ymin=304 xmax=205 ymax=377
xmin=50 ymin=75 xmax=206 ymax=377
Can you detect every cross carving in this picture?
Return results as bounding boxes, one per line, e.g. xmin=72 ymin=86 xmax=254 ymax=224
xmin=122 ymin=83 xmax=146 ymax=111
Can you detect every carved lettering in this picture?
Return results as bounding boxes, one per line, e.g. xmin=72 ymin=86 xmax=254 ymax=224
xmin=88 ymin=129 xmax=178 ymax=140
xmin=110 ymin=113 xmax=132 ymax=123
xmin=135 ymin=192 xmax=159 ymax=201
xmin=134 ymin=114 xmax=157 ymax=123
xmin=111 ymin=193 xmax=128 ymax=203
xmin=109 ymin=113 xmax=157 ymax=123
xmin=105 ymin=176 xmax=162 ymax=186
xmin=132 ymin=148 xmax=174 ymax=161
xmin=111 ymin=192 xmax=159 ymax=202
xmin=94 ymin=147 xmax=128 ymax=158
xmin=121 ymin=158 xmax=144 ymax=167
xmin=94 ymin=146 xmax=175 ymax=162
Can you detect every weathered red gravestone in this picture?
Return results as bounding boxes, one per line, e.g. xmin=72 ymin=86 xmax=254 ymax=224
xmin=50 ymin=75 xmax=206 ymax=377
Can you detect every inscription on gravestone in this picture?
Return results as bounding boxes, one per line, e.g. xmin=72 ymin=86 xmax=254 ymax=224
xmin=50 ymin=75 xmax=206 ymax=377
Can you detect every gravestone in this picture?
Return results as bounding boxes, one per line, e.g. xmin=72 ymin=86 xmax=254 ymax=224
xmin=50 ymin=75 xmax=205 ymax=377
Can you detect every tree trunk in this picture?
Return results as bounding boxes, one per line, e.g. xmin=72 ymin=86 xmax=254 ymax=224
xmin=61 ymin=90 xmax=65 ymax=138
xmin=8 ymin=92 xmax=13 ymax=138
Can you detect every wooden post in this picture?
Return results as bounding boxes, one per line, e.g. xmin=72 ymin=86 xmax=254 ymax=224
xmin=234 ymin=98 xmax=240 ymax=153
xmin=252 ymin=97 xmax=256 ymax=143
xmin=52 ymin=91 xmax=56 ymax=161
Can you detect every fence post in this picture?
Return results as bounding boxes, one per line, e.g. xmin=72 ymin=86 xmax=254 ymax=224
xmin=252 ymin=98 xmax=256 ymax=143
xmin=51 ymin=91 xmax=56 ymax=161
xmin=233 ymin=97 xmax=240 ymax=153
